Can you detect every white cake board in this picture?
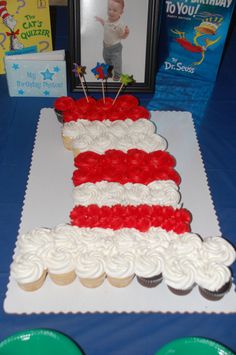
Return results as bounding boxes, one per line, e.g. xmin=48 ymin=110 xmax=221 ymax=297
xmin=4 ymin=109 xmax=236 ymax=314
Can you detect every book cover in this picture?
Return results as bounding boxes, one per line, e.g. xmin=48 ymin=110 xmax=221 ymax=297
xmin=158 ymin=0 xmax=235 ymax=81
xmin=0 ymin=0 xmax=52 ymax=74
xmin=5 ymin=50 xmax=67 ymax=97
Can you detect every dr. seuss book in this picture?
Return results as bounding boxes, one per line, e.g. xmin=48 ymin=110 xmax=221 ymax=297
xmin=4 ymin=50 xmax=67 ymax=97
xmin=158 ymin=0 xmax=235 ymax=81
xmin=0 ymin=0 xmax=52 ymax=74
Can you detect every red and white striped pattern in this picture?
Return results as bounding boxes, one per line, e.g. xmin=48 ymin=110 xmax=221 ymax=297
xmin=69 ymin=96 xmax=192 ymax=235
xmin=0 ymin=1 xmax=9 ymax=19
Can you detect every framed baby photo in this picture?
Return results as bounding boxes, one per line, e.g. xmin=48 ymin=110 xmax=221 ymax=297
xmin=68 ymin=0 xmax=161 ymax=93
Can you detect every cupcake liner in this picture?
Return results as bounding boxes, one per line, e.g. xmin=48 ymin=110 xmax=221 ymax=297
xmin=54 ymin=109 xmax=64 ymax=123
xmin=198 ymin=280 xmax=232 ymax=301
xmin=137 ymin=274 xmax=163 ymax=288
xmin=18 ymin=270 xmax=47 ymax=292
xmin=72 ymin=148 xmax=80 ymax=158
xmin=167 ymin=284 xmax=195 ymax=296
xmin=49 ymin=270 xmax=76 ymax=286
xmin=107 ymin=274 xmax=135 ymax=288
xmin=79 ymin=273 xmax=106 ymax=288
xmin=62 ymin=135 xmax=73 ymax=151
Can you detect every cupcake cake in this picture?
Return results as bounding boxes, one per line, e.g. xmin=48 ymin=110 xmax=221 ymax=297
xmin=11 ymin=252 xmax=47 ymax=292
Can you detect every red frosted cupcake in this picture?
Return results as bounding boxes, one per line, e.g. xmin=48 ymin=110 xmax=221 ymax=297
xmin=54 ymin=96 xmax=75 ymax=123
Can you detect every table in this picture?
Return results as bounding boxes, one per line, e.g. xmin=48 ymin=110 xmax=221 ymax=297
xmin=0 ymin=6 xmax=236 ymax=355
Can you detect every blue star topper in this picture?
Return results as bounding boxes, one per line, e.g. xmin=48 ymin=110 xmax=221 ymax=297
xmin=12 ymin=63 xmax=19 ymax=70
xmin=91 ymin=62 xmax=110 ymax=80
xmin=40 ymin=68 xmax=55 ymax=81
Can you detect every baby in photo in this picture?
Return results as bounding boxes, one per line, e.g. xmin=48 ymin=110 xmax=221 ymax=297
xmin=95 ymin=0 xmax=129 ymax=81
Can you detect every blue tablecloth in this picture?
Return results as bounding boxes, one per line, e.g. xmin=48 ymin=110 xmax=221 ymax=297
xmin=0 ymin=7 xmax=236 ymax=355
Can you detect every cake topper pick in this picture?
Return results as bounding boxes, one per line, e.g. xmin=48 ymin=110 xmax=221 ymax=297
xmin=72 ymin=63 xmax=89 ymax=102
xmin=91 ymin=62 xmax=110 ymax=103
xmin=113 ymin=74 xmax=135 ymax=104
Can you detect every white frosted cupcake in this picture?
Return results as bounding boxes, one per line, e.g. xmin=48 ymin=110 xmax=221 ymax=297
xmin=16 ymin=227 xmax=53 ymax=255
xmin=11 ymin=252 xmax=47 ymax=292
xmin=62 ymin=121 xmax=81 ymax=150
xmin=78 ymin=227 xmax=114 ymax=254
xmin=145 ymin=227 xmax=172 ymax=251
xmin=46 ymin=248 xmax=76 ymax=286
xmin=71 ymin=134 xmax=94 ymax=157
xmin=76 ymin=250 xmax=106 ymax=288
xmin=106 ymin=250 xmax=135 ymax=287
xmin=163 ymin=255 xmax=197 ymax=295
xmin=195 ymin=261 xmax=232 ymax=301
xmin=52 ymin=224 xmax=80 ymax=258
xmin=135 ymin=248 xmax=164 ymax=288
xmin=200 ymin=236 xmax=236 ymax=266
xmin=115 ymin=228 xmax=138 ymax=253
xmin=168 ymin=232 xmax=203 ymax=258
xmin=128 ymin=118 xmax=156 ymax=135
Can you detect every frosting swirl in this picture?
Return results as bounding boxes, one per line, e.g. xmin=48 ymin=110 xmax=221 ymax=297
xmin=45 ymin=248 xmax=75 ymax=274
xmin=195 ymin=262 xmax=231 ymax=291
xmin=163 ymin=256 xmax=196 ymax=290
xmin=11 ymin=253 xmax=46 ymax=284
xmin=135 ymin=249 xmax=164 ymax=278
xmin=105 ymin=251 xmax=135 ymax=278
xmin=76 ymin=251 xmax=105 ymax=279
xmin=73 ymin=149 xmax=180 ymax=186
xmin=200 ymin=236 xmax=236 ymax=266
xmin=17 ymin=228 xmax=53 ymax=258
xmin=71 ymin=120 xmax=166 ymax=154
xmin=73 ymin=180 xmax=181 ymax=208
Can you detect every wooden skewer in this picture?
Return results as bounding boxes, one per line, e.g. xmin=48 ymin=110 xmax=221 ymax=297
xmin=79 ymin=75 xmax=89 ymax=102
xmin=112 ymin=83 xmax=124 ymax=105
xmin=102 ymin=81 xmax=105 ymax=103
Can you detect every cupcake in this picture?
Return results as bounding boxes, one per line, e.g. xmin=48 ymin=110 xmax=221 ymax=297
xmin=76 ymin=250 xmax=106 ymax=288
xmin=196 ymin=262 xmax=232 ymax=301
xmin=16 ymin=227 xmax=53 ymax=255
xmin=52 ymin=223 xmax=80 ymax=258
xmin=61 ymin=121 xmax=81 ymax=150
xmin=83 ymin=227 xmax=115 ymax=256
xmin=115 ymin=228 xmax=138 ymax=253
xmin=163 ymin=255 xmax=197 ymax=295
xmin=200 ymin=236 xmax=236 ymax=266
xmin=135 ymin=248 xmax=164 ymax=288
xmin=106 ymin=250 xmax=135 ymax=287
xmin=46 ymin=248 xmax=76 ymax=286
xmin=11 ymin=252 xmax=47 ymax=292
xmin=71 ymin=134 xmax=94 ymax=158
xmin=54 ymin=96 xmax=75 ymax=123
xmin=135 ymin=227 xmax=169 ymax=288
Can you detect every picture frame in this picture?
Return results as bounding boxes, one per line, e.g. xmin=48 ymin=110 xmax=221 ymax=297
xmin=68 ymin=0 xmax=160 ymax=93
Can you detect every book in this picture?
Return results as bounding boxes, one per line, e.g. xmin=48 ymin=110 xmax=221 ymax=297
xmin=0 ymin=0 xmax=52 ymax=74
xmin=4 ymin=49 xmax=67 ymax=97
xmin=158 ymin=0 xmax=235 ymax=81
